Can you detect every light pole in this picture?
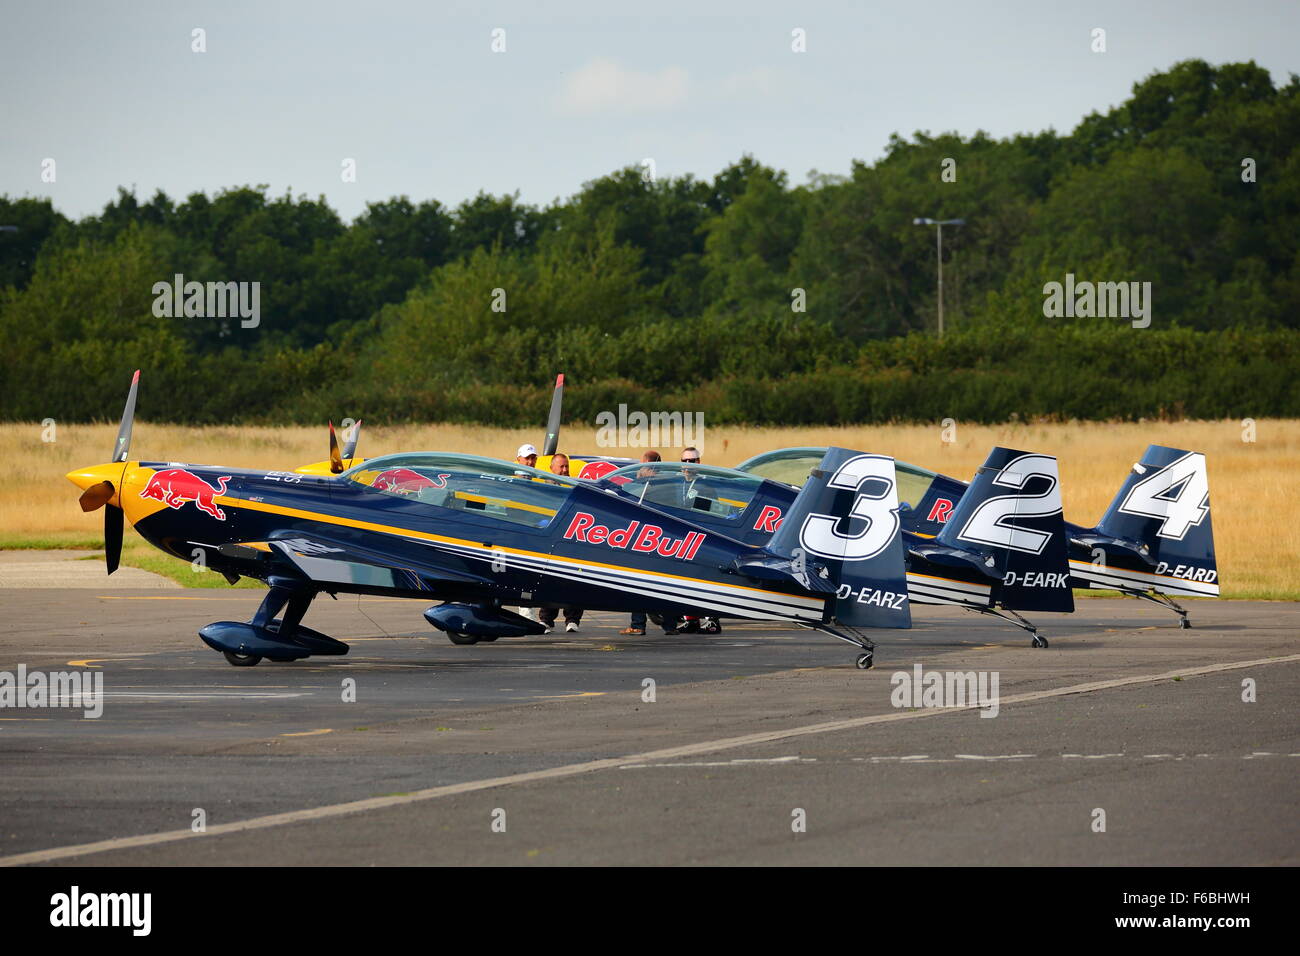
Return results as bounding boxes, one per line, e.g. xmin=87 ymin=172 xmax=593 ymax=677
xmin=913 ymin=217 xmax=964 ymax=337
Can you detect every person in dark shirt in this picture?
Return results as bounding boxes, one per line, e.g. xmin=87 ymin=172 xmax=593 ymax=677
xmin=540 ymin=453 xmax=584 ymax=633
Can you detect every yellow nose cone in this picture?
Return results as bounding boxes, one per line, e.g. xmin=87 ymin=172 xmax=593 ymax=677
xmin=66 ymin=462 xmax=126 ymax=507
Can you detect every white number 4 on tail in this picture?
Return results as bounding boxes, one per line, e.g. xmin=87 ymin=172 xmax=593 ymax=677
xmin=1118 ymin=452 xmax=1209 ymax=540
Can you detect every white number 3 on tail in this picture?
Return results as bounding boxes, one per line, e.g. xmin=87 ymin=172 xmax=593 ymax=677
xmin=798 ymin=455 xmax=900 ymax=561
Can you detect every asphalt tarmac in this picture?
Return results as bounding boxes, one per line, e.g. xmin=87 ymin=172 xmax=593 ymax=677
xmin=0 ymin=587 xmax=1295 ymax=865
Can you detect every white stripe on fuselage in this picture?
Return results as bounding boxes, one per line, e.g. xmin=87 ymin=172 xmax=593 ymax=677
xmin=412 ymin=537 xmax=826 ymax=620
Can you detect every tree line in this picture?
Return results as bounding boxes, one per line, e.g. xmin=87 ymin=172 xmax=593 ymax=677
xmin=2 ymin=59 xmax=1298 ymax=424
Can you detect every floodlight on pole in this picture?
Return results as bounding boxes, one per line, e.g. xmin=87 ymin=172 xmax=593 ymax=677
xmin=913 ymin=217 xmax=965 ymax=337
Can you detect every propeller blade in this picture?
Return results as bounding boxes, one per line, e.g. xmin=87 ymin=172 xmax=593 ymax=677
xmin=112 ymin=369 xmax=140 ymax=463
xmin=104 ymin=505 xmax=124 ymax=575
xmin=341 ymin=419 xmax=362 ymax=460
xmin=542 ymin=373 xmax=564 ymax=456
xmin=78 ymin=480 xmax=115 ymax=513
xmin=328 ymin=421 xmax=344 ymax=474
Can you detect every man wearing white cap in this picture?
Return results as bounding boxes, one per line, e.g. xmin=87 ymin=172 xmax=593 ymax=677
xmin=510 ymin=443 xmax=540 ymax=621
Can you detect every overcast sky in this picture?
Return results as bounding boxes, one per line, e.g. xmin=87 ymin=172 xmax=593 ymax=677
xmin=2 ymin=0 xmax=1296 ymax=221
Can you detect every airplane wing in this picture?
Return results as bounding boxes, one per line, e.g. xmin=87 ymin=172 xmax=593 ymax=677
xmin=258 ymin=530 xmax=493 ymax=591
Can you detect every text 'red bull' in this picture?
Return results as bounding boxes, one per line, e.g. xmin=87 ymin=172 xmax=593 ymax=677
xmin=563 ymin=512 xmax=704 ymax=560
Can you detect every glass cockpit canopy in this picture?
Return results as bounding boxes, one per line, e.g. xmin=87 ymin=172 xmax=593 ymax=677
xmin=343 ymin=453 xmax=579 ymax=528
xmin=733 ymin=446 xmax=942 ymax=511
xmin=601 ymin=461 xmax=765 ymax=520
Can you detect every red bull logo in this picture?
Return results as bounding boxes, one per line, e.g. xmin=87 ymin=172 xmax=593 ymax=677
xmin=140 ymin=469 xmax=231 ymax=520
xmin=577 ymin=461 xmax=618 ymax=480
xmin=374 ymin=468 xmax=448 ymax=494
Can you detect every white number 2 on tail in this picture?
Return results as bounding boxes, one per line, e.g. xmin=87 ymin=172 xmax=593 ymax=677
xmin=798 ymin=455 xmax=900 ymax=561
xmin=1117 ymin=452 xmax=1209 ymax=540
xmin=958 ymin=454 xmax=1062 ymax=555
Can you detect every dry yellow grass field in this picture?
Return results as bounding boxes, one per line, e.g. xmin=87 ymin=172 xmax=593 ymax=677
xmin=2 ymin=419 xmax=1296 ymax=599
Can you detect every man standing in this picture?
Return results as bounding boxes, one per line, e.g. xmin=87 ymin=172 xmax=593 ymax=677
xmin=510 ymin=443 xmax=541 ymax=622
xmin=540 ymin=453 xmax=583 ymax=633
xmin=676 ymin=446 xmax=722 ymax=636
xmin=621 ymin=450 xmax=678 ymax=636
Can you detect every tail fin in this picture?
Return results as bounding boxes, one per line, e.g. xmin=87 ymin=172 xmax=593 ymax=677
xmin=1081 ymin=445 xmax=1218 ymax=597
xmin=765 ymin=448 xmax=911 ymax=628
xmin=935 ymin=447 xmax=1074 ymax=612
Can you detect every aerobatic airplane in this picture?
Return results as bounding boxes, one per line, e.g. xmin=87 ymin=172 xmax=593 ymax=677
xmin=68 ymin=372 xmax=921 ymax=669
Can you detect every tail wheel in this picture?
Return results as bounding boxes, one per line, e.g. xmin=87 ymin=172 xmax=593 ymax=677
xmin=446 ymin=632 xmax=479 ymax=645
xmin=855 ymin=653 xmax=873 ymax=670
xmin=223 ymin=650 xmax=262 ymax=667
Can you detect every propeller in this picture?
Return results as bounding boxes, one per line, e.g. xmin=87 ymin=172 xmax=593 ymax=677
xmin=97 ymin=369 xmax=139 ymax=574
xmin=104 ymin=502 xmax=124 ymax=575
xmin=328 ymin=421 xmax=344 ymax=474
xmin=542 ymin=374 xmax=564 ymax=456
xmin=341 ymin=419 xmax=362 ymax=461
xmin=78 ymin=481 xmax=115 ymax=512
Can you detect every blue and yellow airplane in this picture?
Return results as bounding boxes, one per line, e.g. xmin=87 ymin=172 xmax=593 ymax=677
xmin=67 ymin=372 xmax=916 ymax=669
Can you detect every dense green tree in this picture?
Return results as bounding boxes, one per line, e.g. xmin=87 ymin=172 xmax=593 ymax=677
xmin=0 ymin=197 xmax=67 ymax=290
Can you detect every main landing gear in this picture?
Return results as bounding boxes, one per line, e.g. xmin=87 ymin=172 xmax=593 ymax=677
xmin=198 ymin=582 xmax=350 ymax=666
xmin=968 ymin=605 xmax=1049 ymax=648
xmin=803 ymin=622 xmax=875 ymax=670
xmin=444 ymin=632 xmax=501 ymax=645
xmin=1125 ymin=589 xmax=1192 ymax=628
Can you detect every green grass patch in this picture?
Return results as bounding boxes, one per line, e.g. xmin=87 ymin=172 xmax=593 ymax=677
xmin=0 ymin=533 xmax=105 ymax=550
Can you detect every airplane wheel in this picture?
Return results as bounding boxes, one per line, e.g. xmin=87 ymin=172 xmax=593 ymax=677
xmin=855 ymin=653 xmax=873 ymax=670
xmin=223 ymin=650 xmax=262 ymax=667
xmin=446 ymin=632 xmax=479 ymax=646
xmin=1032 ymin=635 xmax=1049 ymax=648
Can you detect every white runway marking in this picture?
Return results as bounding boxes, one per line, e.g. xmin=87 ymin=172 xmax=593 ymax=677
xmin=621 ymin=756 xmax=815 ymax=768
xmin=85 ymin=692 xmax=312 ymax=700
xmin=955 ymin=754 xmax=1035 ymax=761
xmin=2 ymin=651 xmax=1297 ymax=867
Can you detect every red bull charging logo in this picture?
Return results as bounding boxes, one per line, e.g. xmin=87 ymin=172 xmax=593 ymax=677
xmin=140 ymin=469 xmax=231 ymax=520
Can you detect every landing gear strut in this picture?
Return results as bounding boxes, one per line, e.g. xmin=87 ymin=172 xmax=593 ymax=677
xmin=1125 ymin=589 xmax=1191 ymax=628
xmin=803 ymin=622 xmax=875 ymax=670
xmin=968 ymin=605 xmax=1049 ymax=648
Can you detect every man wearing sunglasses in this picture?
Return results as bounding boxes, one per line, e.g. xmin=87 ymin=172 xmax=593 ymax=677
xmin=674 ymin=447 xmax=722 ymax=636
